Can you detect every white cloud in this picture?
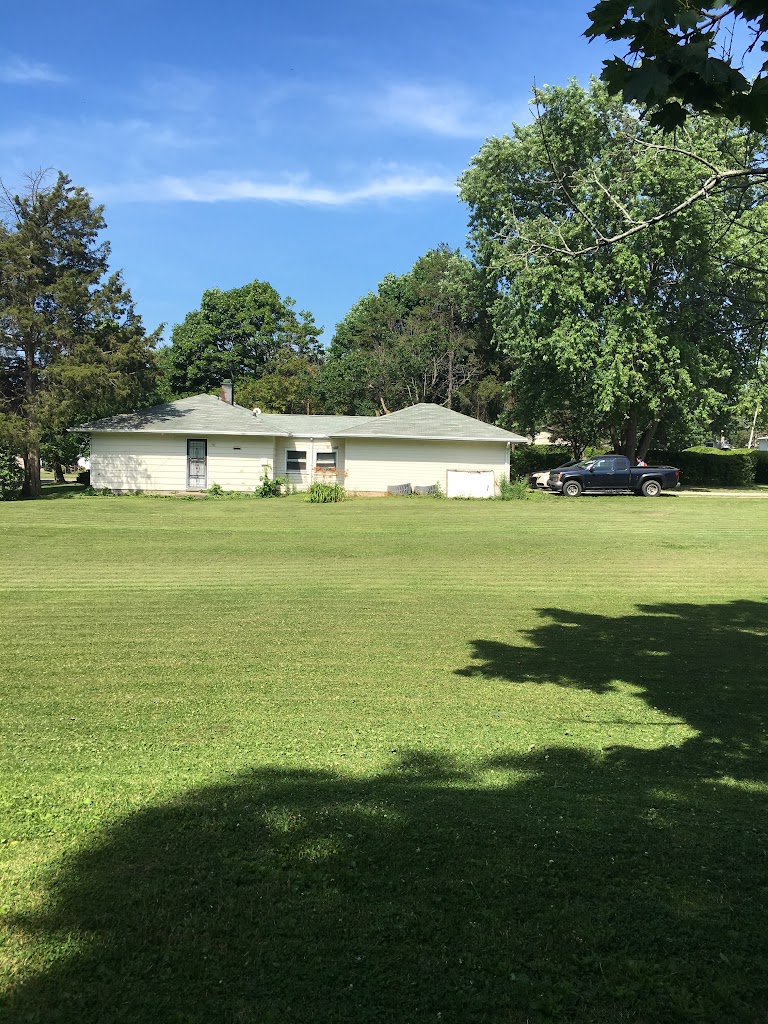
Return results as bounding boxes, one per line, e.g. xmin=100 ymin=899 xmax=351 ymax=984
xmin=365 ymin=82 xmax=518 ymax=138
xmin=0 ymin=56 xmax=67 ymax=85
xmin=94 ymin=170 xmax=458 ymax=205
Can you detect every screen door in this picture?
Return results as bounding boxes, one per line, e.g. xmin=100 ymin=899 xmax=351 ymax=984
xmin=187 ymin=439 xmax=207 ymax=489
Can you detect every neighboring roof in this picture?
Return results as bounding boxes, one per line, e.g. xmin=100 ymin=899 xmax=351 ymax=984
xmin=73 ymin=396 xmax=528 ymax=444
xmin=332 ymin=403 xmax=529 ymax=443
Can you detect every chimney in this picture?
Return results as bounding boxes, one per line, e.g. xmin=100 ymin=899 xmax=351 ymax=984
xmin=220 ymin=379 xmax=233 ymax=404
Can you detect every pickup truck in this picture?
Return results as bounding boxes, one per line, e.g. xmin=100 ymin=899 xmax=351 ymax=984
xmin=547 ymin=455 xmax=679 ymax=497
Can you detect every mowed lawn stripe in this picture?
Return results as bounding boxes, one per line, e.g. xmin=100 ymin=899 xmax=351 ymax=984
xmin=1 ymin=494 xmax=767 ymax=1023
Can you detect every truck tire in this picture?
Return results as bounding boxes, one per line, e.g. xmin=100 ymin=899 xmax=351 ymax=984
xmin=641 ymin=479 xmax=661 ymax=497
xmin=562 ymin=480 xmax=582 ymax=498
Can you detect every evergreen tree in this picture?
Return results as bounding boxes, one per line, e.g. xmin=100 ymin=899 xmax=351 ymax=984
xmin=0 ymin=172 xmax=160 ymax=497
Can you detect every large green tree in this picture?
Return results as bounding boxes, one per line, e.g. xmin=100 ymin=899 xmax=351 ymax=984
xmin=0 ymin=172 xmax=160 ymax=497
xmin=317 ymin=246 xmax=506 ymax=420
xmin=459 ymin=80 xmax=768 ymax=461
xmin=162 ymin=280 xmax=322 ymax=409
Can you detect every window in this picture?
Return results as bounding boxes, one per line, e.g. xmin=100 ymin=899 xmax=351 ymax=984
xmin=286 ymin=449 xmax=307 ymax=472
xmin=315 ymin=451 xmax=337 ymax=470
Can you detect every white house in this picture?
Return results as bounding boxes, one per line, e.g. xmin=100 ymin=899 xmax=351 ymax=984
xmin=73 ymin=386 xmax=528 ymax=498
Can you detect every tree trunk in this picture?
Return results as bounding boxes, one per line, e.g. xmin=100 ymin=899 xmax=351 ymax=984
xmin=22 ymin=447 xmax=41 ymax=499
xmin=748 ymin=403 xmax=760 ymax=449
xmin=637 ymin=420 xmax=659 ymax=461
xmin=53 ymin=457 xmax=66 ymax=484
xmin=621 ymin=407 xmax=639 ymax=464
xmin=609 ymin=423 xmax=620 ymax=452
xmin=447 ymin=349 xmax=454 ymax=409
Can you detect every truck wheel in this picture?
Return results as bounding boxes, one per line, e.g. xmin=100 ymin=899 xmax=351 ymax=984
xmin=563 ymin=480 xmax=582 ymax=498
xmin=641 ymin=479 xmax=661 ymax=497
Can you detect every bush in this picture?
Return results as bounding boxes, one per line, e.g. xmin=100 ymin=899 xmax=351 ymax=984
xmin=76 ymin=470 xmax=90 ymax=487
xmin=0 ymin=450 xmax=24 ymax=500
xmin=509 ymin=444 xmax=574 ymax=479
xmin=752 ymin=450 xmax=768 ymax=485
xmin=647 ymin=447 xmax=755 ymax=487
xmin=498 ymin=476 xmax=530 ymax=500
xmin=256 ymin=470 xmax=288 ymax=498
xmin=305 ymin=482 xmax=346 ymax=503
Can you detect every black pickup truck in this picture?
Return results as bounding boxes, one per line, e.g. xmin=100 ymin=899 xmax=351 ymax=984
xmin=548 ymin=455 xmax=679 ymax=497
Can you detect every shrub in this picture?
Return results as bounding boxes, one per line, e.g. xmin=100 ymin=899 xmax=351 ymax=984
xmin=305 ymin=482 xmax=346 ymax=503
xmin=76 ymin=470 xmax=90 ymax=487
xmin=752 ymin=450 xmax=768 ymax=485
xmin=498 ymin=476 xmax=530 ymax=500
xmin=0 ymin=449 xmax=24 ymax=500
xmin=647 ymin=447 xmax=755 ymax=487
xmin=256 ymin=469 xmax=287 ymax=498
xmin=509 ymin=444 xmax=574 ymax=479
xmin=207 ymin=482 xmax=225 ymax=497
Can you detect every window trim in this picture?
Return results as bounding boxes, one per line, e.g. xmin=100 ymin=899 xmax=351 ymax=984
xmin=286 ymin=448 xmax=307 ymax=473
xmin=315 ymin=450 xmax=337 ymax=470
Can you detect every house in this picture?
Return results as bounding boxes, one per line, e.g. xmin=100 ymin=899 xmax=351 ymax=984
xmin=72 ymin=383 xmax=528 ymax=497
xmin=758 ymin=437 xmax=768 ymax=452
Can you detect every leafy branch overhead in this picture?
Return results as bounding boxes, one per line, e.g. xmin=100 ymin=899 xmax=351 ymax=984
xmin=586 ymin=1 xmax=768 ymax=131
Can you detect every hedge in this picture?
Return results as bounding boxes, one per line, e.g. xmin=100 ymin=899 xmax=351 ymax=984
xmin=753 ymin=450 xmax=768 ymax=485
xmin=516 ymin=443 xmax=765 ymax=487
xmin=509 ymin=444 xmax=573 ymax=479
xmin=647 ymin=447 xmax=756 ymax=487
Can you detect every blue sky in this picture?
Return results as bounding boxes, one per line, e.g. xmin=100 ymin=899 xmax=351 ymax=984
xmin=1 ymin=1 xmax=615 ymax=345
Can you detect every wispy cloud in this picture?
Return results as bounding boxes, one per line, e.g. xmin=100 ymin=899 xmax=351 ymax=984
xmin=0 ymin=56 xmax=68 ymax=85
xmin=365 ymin=82 xmax=521 ymax=138
xmin=95 ymin=170 xmax=457 ymax=205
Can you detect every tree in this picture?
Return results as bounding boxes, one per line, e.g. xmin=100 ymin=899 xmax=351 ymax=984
xmin=0 ymin=172 xmax=160 ymax=497
xmin=317 ymin=246 xmax=506 ymax=420
xmin=459 ymin=80 xmax=768 ymax=462
xmin=586 ymin=2 xmax=768 ymax=131
xmin=162 ymin=280 xmax=322 ymax=403
xmin=234 ymin=352 xmax=318 ymax=414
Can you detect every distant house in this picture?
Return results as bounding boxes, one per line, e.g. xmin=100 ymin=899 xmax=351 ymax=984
xmin=758 ymin=437 xmax=768 ymax=452
xmin=72 ymin=386 xmax=528 ymax=498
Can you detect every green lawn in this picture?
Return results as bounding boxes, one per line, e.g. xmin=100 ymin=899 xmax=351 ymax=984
xmin=1 ymin=493 xmax=767 ymax=1023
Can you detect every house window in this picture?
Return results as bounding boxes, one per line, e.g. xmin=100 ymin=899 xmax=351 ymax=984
xmin=286 ymin=449 xmax=307 ymax=472
xmin=315 ymin=451 xmax=337 ymax=470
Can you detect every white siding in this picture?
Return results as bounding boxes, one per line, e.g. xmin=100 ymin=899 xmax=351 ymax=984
xmin=91 ymin=432 xmax=275 ymax=492
xmin=274 ymin=436 xmax=341 ymax=491
xmin=343 ymin=439 xmax=509 ymax=494
xmin=206 ymin=437 xmax=275 ymax=491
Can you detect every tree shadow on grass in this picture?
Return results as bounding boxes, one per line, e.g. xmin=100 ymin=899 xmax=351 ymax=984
xmin=4 ymin=601 xmax=768 ymax=1023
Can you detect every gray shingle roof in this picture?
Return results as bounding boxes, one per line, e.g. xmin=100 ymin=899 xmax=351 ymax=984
xmin=249 ymin=413 xmax=372 ymax=436
xmin=73 ymin=396 xmax=528 ymax=443
xmin=332 ymin=403 xmax=529 ymax=443
xmin=71 ymin=395 xmax=275 ymax=435
xmin=72 ymin=396 xmax=369 ymax=437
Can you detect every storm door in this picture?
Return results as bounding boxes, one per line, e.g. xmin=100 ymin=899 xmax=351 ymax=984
xmin=187 ymin=439 xmax=207 ymax=489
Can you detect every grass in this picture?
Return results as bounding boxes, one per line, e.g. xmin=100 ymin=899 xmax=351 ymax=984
xmin=1 ymin=492 xmax=767 ymax=1023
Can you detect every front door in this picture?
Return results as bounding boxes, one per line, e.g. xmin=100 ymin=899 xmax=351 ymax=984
xmin=187 ymin=439 xmax=207 ymax=489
